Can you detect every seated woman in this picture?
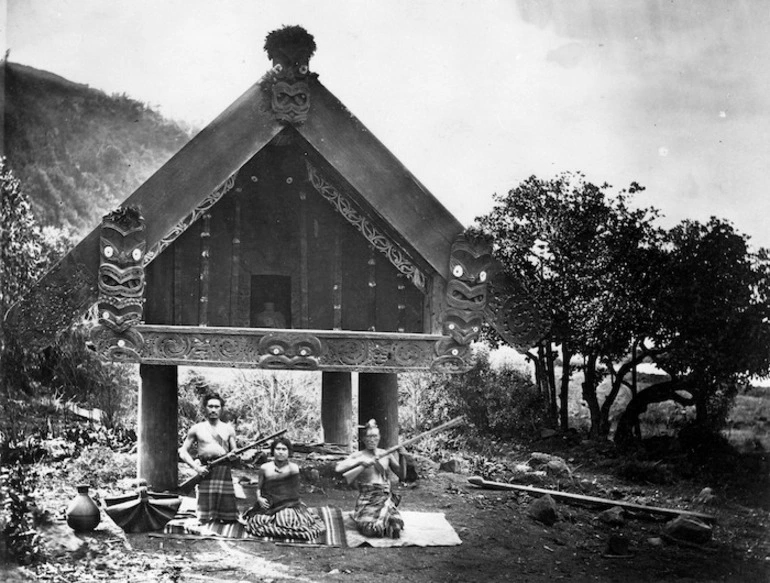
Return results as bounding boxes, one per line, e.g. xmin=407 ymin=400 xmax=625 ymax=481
xmin=243 ymin=436 xmax=325 ymax=541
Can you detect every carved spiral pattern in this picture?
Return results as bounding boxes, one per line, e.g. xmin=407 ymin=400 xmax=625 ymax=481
xmin=306 ymin=161 xmax=426 ymax=291
xmin=143 ymin=172 xmax=238 ymax=265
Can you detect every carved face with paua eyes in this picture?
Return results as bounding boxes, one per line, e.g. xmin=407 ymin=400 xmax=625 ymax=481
xmin=446 ymin=233 xmax=494 ymax=313
xmin=98 ymin=207 xmax=145 ymax=331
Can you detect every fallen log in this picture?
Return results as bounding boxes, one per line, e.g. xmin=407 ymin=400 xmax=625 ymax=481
xmin=467 ymin=476 xmax=716 ymax=523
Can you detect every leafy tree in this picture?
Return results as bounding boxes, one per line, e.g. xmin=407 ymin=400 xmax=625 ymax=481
xmin=476 ymin=172 xmax=659 ymax=437
xmin=614 ymin=218 xmax=770 ymax=442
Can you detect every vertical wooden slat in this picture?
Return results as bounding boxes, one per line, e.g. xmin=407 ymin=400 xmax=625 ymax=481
xmin=230 ymin=194 xmax=241 ymax=326
xmin=397 ymin=274 xmax=406 ymax=333
xmin=333 ymin=226 xmax=342 ymax=330
xmin=299 ymin=190 xmax=309 ymax=328
xmin=199 ymin=213 xmax=211 ymax=326
xmin=368 ymin=247 xmax=377 ymax=331
xmin=173 ymin=243 xmax=182 ymax=325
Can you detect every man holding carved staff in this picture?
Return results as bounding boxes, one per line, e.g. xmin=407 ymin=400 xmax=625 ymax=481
xmin=335 ymin=419 xmax=408 ymax=538
xmin=179 ymin=392 xmax=239 ymax=523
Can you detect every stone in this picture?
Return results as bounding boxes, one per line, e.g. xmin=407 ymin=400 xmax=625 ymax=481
xmin=598 ymin=506 xmax=625 ymax=526
xmin=545 ymin=459 xmax=572 ymax=476
xmin=694 ymin=487 xmax=716 ymax=505
xmin=439 ymin=457 xmax=466 ymax=474
xmin=605 ymin=534 xmax=630 ymax=556
xmin=663 ymin=515 xmax=713 ymax=545
xmin=528 ymin=494 xmax=558 ymax=526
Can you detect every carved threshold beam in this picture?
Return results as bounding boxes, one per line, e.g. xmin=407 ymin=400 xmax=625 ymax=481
xmin=99 ymin=324 xmax=473 ymax=373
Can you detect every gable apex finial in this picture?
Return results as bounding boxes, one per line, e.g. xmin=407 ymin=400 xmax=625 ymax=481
xmin=264 ymin=25 xmax=316 ymax=72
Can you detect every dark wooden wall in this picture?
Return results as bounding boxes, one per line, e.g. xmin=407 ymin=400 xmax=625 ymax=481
xmin=145 ymin=140 xmax=427 ymax=333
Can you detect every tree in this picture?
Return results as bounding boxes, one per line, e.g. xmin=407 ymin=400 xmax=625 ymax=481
xmin=476 ymin=172 xmax=660 ymax=437
xmin=615 ymin=218 xmax=770 ymax=443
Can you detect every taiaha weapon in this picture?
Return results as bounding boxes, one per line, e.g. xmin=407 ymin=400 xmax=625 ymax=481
xmin=178 ymin=428 xmax=288 ymax=493
xmin=341 ymin=416 xmax=465 ymax=484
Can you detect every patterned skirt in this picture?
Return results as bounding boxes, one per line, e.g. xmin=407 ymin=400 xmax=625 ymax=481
xmin=244 ymin=501 xmax=326 ymax=540
xmin=196 ymin=464 xmax=239 ymax=523
xmin=353 ymin=483 xmax=404 ymax=538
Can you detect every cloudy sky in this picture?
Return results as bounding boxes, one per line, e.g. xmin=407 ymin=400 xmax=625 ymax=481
xmin=5 ymin=0 xmax=770 ymax=249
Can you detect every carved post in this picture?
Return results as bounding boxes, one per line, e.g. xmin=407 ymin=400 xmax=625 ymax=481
xmin=321 ymin=372 xmax=352 ymax=448
xmin=358 ymin=373 xmax=398 ymax=449
xmin=138 ymin=364 xmax=178 ymax=490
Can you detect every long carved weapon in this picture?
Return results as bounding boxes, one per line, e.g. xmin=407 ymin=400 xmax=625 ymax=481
xmin=178 ymin=428 xmax=288 ymax=494
xmin=341 ymin=417 xmax=465 ymax=484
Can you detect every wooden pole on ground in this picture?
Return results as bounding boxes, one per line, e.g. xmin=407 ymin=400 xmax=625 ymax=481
xmin=467 ymin=477 xmax=716 ymax=523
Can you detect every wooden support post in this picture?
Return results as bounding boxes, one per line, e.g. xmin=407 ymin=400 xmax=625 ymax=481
xmin=138 ymin=364 xmax=178 ymax=491
xmin=321 ymin=372 xmax=352 ymax=448
xmin=358 ymin=372 xmax=398 ymax=449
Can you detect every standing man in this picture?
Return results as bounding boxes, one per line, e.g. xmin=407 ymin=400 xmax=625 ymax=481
xmin=335 ymin=419 xmax=407 ymax=538
xmin=179 ymin=392 xmax=239 ymax=523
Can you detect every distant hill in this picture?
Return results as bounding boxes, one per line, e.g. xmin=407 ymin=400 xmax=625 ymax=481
xmin=1 ymin=61 xmax=194 ymax=237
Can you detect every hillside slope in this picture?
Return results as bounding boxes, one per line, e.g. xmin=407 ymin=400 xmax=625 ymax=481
xmin=2 ymin=61 xmax=193 ymax=237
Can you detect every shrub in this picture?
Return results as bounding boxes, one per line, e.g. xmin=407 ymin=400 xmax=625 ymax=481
xmin=66 ymin=445 xmax=136 ymax=488
xmin=0 ymin=463 xmax=40 ymax=565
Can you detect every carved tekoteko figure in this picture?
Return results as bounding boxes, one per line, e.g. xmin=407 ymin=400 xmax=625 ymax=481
xmin=90 ymin=206 xmax=146 ymax=360
xmin=263 ymin=25 xmax=317 ymax=125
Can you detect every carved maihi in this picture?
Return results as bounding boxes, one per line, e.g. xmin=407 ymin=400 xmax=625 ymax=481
xmin=485 ymin=271 xmax=551 ymax=352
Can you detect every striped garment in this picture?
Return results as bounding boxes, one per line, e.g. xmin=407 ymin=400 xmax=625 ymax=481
xmin=244 ymin=474 xmax=325 ymax=540
xmin=196 ymin=464 xmax=239 ymax=523
xmin=353 ymin=483 xmax=404 ymax=538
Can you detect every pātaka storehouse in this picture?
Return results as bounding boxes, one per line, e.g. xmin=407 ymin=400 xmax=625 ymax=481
xmin=5 ymin=26 xmax=549 ymax=491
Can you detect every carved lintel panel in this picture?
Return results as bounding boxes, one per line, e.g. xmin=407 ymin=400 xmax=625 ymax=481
xmin=306 ymin=161 xmax=428 ymax=292
xmin=129 ymin=325 xmax=473 ymax=372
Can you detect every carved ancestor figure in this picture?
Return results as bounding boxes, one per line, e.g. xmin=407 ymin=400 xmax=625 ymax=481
xmin=90 ymin=206 xmax=146 ymax=360
xmin=434 ymin=232 xmax=495 ymax=371
xmin=263 ymin=25 xmax=317 ymax=125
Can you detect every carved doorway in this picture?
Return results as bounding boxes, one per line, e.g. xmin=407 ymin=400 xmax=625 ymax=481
xmin=250 ymin=275 xmax=292 ymax=328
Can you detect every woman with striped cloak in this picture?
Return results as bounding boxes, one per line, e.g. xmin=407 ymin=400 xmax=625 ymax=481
xmin=243 ymin=437 xmax=325 ymax=540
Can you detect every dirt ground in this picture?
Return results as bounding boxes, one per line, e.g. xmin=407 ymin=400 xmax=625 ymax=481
xmin=9 ymin=446 xmax=769 ymax=583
